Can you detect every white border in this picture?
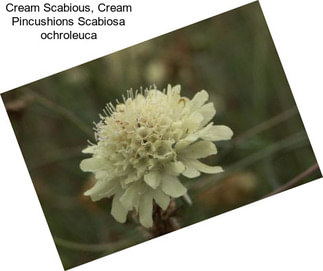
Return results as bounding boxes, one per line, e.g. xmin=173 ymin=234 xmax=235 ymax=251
xmin=1 ymin=0 xmax=322 ymax=270
xmin=0 ymin=0 xmax=252 ymax=92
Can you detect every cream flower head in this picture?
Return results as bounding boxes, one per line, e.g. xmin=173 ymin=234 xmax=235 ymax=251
xmin=80 ymin=85 xmax=233 ymax=228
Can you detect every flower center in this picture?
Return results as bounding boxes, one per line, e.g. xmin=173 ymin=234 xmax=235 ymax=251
xmin=96 ymin=92 xmax=182 ymax=177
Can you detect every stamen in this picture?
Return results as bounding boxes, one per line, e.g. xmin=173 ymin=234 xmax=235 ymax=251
xmin=102 ymin=108 xmax=109 ymax=116
xmin=128 ymin=88 xmax=134 ymax=99
xmin=87 ymin=139 xmax=95 ymax=146
xmin=109 ymin=102 xmax=116 ymax=111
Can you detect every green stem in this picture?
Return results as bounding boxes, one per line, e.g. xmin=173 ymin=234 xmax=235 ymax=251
xmin=264 ymin=163 xmax=320 ymax=197
xmin=194 ymin=131 xmax=309 ymax=190
xmin=53 ymin=236 xmax=139 ymax=253
xmin=28 ymin=90 xmax=93 ymax=137
xmin=234 ymin=106 xmax=298 ymax=144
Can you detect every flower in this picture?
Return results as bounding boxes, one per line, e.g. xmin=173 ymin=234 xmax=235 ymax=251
xmin=80 ymin=85 xmax=233 ymax=228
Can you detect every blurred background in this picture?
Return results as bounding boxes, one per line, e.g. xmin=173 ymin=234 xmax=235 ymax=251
xmin=1 ymin=2 xmax=321 ymax=270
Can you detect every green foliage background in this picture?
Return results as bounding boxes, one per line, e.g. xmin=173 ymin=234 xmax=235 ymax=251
xmin=1 ymin=2 xmax=320 ymax=270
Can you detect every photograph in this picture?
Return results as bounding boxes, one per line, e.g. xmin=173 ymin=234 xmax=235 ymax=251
xmin=1 ymin=2 xmax=321 ymax=269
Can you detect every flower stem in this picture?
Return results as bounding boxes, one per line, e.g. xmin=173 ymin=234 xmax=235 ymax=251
xmin=148 ymin=199 xmax=180 ymax=237
xmin=264 ymin=162 xmax=320 ymax=197
xmin=28 ymin=89 xmax=93 ymax=137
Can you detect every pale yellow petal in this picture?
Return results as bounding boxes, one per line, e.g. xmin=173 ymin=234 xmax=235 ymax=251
xmin=181 ymin=165 xmax=201 ymax=178
xmin=175 ymin=133 xmax=199 ymax=151
xmin=199 ymin=102 xmax=216 ymax=127
xmin=164 ymin=161 xmax=185 ymax=176
xmin=171 ymin=84 xmax=181 ymax=95
xmin=161 ymin=176 xmax=187 ymax=197
xmin=144 ymin=171 xmax=161 ymax=189
xmin=125 ymin=171 xmax=138 ymax=184
xmin=185 ymin=159 xmax=223 ymax=174
xmin=111 ymin=190 xmax=128 ymax=223
xmin=119 ymin=183 xmax=141 ymax=210
xmin=190 ymin=90 xmax=209 ymax=111
xmin=81 ymin=145 xmax=97 ymax=154
xmin=153 ymin=189 xmax=170 ymax=210
xmin=84 ymin=179 xmax=118 ymax=201
xmin=182 ymin=112 xmax=203 ymax=134
xmin=138 ymin=191 xmax=153 ymax=228
xmin=179 ymin=141 xmax=217 ymax=159
xmin=80 ymin=157 xmax=106 ymax=172
xmin=199 ymin=124 xmax=233 ymax=141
